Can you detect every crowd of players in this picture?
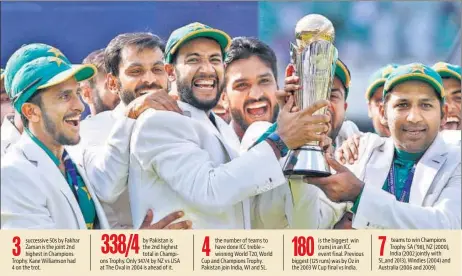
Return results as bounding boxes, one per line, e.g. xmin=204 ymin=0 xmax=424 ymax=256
xmin=1 ymin=21 xmax=460 ymax=230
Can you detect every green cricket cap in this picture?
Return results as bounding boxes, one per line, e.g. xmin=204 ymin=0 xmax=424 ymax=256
xmin=432 ymin=62 xmax=461 ymax=81
xmin=11 ymin=56 xmax=96 ymax=113
xmin=365 ymin=63 xmax=399 ymax=100
xmin=383 ymin=63 xmax=444 ymax=99
xmin=334 ymin=58 xmax=351 ymax=99
xmin=4 ymin=43 xmax=72 ymax=97
xmin=164 ymin=22 xmax=231 ymax=64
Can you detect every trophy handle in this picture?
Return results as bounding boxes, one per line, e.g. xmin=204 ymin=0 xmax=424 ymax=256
xmin=290 ymin=42 xmax=298 ymax=66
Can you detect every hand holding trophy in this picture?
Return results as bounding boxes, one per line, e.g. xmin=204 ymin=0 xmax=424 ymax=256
xmin=282 ymin=14 xmax=338 ymax=178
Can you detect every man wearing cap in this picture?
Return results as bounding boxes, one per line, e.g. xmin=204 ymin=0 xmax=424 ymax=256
xmin=306 ymin=63 xmax=461 ymax=229
xmin=1 ymin=43 xmax=189 ymax=230
xmin=1 ymin=68 xmax=23 ymax=157
xmin=432 ymin=62 xmax=461 ymax=146
xmin=0 ymin=48 xmax=112 ymax=229
xmin=127 ymin=22 xmax=331 ymax=229
xmin=337 ymin=62 xmax=460 ymax=164
xmin=364 ymin=64 xmax=399 ymax=138
xmin=2 ymin=44 xmax=77 ymax=161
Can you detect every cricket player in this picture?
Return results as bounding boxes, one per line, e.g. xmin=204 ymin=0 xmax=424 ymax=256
xmin=432 ymin=62 xmax=461 ymax=146
xmin=364 ymin=64 xmax=400 ymax=137
xmin=1 ymin=47 xmax=110 ymax=229
xmin=309 ymin=63 xmax=461 ymax=229
xmin=76 ymin=33 xmax=191 ymax=229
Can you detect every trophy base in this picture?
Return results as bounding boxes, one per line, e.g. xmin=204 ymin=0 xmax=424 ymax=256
xmin=282 ymin=145 xmax=331 ymax=178
xmin=283 ymin=169 xmax=331 ymax=178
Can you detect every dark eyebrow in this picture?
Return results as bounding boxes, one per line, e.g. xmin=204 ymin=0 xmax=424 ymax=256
xmin=126 ymin=62 xmax=144 ymax=68
xmin=232 ymin=77 xmax=248 ymax=84
xmin=258 ymin=73 xmax=273 ymax=79
xmin=420 ymin=98 xmax=438 ymax=102
xmin=210 ymin=53 xmax=222 ymax=59
xmin=450 ymin=89 xmax=461 ymax=95
xmin=395 ymin=98 xmax=409 ymax=103
xmin=185 ymin=53 xmax=201 ymax=59
xmin=58 ymin=89 xmax=73 ymax=97
xmin=330 ymin=88 xmax=344 ymax=96
xmin=126 ymin=61 xmax=163 ymax=67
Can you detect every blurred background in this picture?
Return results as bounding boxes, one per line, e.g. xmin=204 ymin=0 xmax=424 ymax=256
xmin=1 ymin=1 xmax=460 ymax=131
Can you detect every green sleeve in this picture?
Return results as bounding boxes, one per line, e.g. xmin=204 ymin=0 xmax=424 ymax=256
xmin=254 ymin=122 xmax=278 ymax=145
xmin=350 ymin=188 xmax=363 ymax=214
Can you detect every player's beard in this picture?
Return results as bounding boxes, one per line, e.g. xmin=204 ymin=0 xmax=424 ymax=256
xmin=176 ymin=68 xmax=223 ymax=111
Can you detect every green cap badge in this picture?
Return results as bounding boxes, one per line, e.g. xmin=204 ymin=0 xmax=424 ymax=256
xmin=4 ymin=43 xmax=72 ymax=97
xmin=383 ymin=63 xmax=444 ymax=99
xmin=164 ymin=22 xmax=231 ymax=64
xmin=11 ymin=56 xmax=96 ymax=113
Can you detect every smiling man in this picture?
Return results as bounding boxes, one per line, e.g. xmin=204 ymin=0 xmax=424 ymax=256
xmin=226 ymin=37 xmax=347 ymax=229
xmin=224 ymin=37 xmax=279 ymax=140
xmin=432 ymin=62 xmax=461 ymax=130
xmin=432 ymin=62 xmax=461 ymax=146
xmin=307 ymin=63 xmax=461 ymax=229
xmin=0 ymin=47 xmax=112 ymax=229
xmin=74 ymin=32 xmax=190 ymax=230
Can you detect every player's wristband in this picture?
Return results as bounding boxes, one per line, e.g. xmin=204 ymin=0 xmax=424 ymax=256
xmin=266 ymin=131 xmax=289 ymax=157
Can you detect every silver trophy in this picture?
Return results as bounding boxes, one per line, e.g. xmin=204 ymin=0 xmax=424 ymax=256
xmin=282 ymin=14 xmax=338 ymax=178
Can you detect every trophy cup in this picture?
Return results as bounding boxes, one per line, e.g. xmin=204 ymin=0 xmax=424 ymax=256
xmin=282 ymin=14 xmax=338 ymax=178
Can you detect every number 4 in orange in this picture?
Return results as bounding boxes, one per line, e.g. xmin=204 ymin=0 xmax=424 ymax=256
xmin=202 ymin=236 xmax=211 ymax=256
xmin=378 ymin=236 xmax=387 ymax=256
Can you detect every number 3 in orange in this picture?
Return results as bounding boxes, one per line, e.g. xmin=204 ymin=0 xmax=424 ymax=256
xmin=202 ymin=236 xmax=211 ymax=256
xmin=12 ymin=236 xmax=21 ymax=256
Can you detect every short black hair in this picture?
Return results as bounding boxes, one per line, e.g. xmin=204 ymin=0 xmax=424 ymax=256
xmin=104 ymin=32 xmax=165 ymax=77
xmin=224 ymin=37 xmax=278 ymax=81
xmin=82 ymin=48 xmax=106 ymax=87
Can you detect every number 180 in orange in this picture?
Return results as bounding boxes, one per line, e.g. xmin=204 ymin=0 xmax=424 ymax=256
xmin=292 ymin=236 xmax=315 ymax=256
